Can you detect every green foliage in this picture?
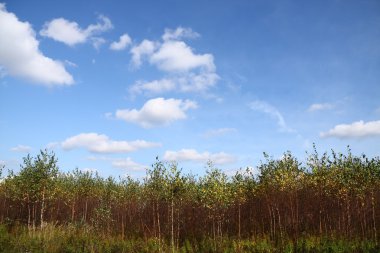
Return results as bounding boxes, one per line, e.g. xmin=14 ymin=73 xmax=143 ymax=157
xmin=0 ymin=148 xmax=379 ymax=251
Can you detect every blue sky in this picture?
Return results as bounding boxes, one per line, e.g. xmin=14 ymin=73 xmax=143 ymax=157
xmin=1 ymin=0 xmax=379 ymax=178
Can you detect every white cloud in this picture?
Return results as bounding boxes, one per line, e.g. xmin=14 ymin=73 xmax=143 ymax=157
xmin=10 ymin=145 xmax=31 ymax=153
xmin=129 ymin=71 xmax=219 ymax=95
xmin=46 ymin=142 xmax=60 ymax=149
xmin=177 ymin=71 xmax=219 ymax=92
xmin=85 ymin=155 xmax=146 ymax=171
xmin=129 ymin=78 xmax=176 ymax=95
xmin=110 ymin=33 xmax=132 ymax=51
xmin=111 ymin=158 xmax=146 ymax=171
xmin=128 ymin=27 xmax=218 ymax=94
xmin=203 ymin=128 xmax=237 ymax=138
xmin=320 ymin=120 xmax=380 ymax=138
xmin=80 ymin=167 xmax=98 ymax=173
xmin=164 ymin=149 xmax=236 ymax=165
xmin=150 ymin=40 xmax=215 ymax=72
xmin=114 ymin=97 xmax=197 ymax=128
xmin=162 ymin=27 xmax=199 ymax=41
xmin=61 ymin=133 xmax=160 ymax=153
xmin=40 ymin=18 xmax=86 ymax=46
xmin=250 ymin=100 xmax=293 ymax=132
xmin=0 ymin=4 xmax=73 ymax=86
xmin=308 ymin=103 xmax=334 ymax=112
xmin=130 ymin=39 xmax=157 ymax=68
xmin=64 ymin=60 xmax=77 ymax=67
xmin=91 ymin=37 xmax=106 ymax=50
xmin=40 ymin=15 xmax=113 ymax=46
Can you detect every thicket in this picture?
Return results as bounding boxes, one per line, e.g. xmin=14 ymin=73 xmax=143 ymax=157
xmin=0 ymin=146 xmax=379 ymax=252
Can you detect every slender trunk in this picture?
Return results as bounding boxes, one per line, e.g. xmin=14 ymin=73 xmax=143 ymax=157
xmin=121 ymin=213 xmax=125 ymax=239
xmin=372 ymin=191 xmax=377 ymax=245
xmin=32 ymin=203 xmax=36 ymax=231
xmin=276 ymin=206 xmax=283 ymax=247
xmin=40 ymin=188 xmax=45 ymax=229
xmin=84 ymin=199 xmax=88 ymax=223
xmin=71 ymin=202 xmax=75 ymax=222
xmin=171 ymin=197 xmax=175 ymax=253
xmin=238 ymin=203 xmax=241 ymax=241
xmin=157 ymin=201 xmax=161 ymax=253
xmin=28 ymin=202 xmax=31 ymax=230
xmin=176 ymin=205 xmax=180 ymax=251
xmin=153 ymin=202 xmax=156 ymax=237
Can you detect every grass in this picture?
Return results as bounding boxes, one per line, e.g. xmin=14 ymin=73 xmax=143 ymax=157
xmin=0 ymin=223 xmax=379 ymax=253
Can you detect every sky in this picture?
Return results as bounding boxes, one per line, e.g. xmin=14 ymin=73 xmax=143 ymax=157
xmin=1 ymin=0 xmax=379 ymax=178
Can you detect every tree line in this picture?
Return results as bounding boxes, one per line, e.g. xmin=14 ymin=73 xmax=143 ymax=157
xmin=0 ymin=146 xmax=379 ymax=251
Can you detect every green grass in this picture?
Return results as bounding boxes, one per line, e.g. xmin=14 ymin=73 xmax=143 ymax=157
xmin=0 ymin=224 xmax=379 ymax=253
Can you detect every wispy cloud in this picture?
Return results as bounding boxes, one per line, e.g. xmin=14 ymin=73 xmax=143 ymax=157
xmin=320 ymin=120 xmax=380 ymax=138
xmin=249 ymin=100 xmax=293 ymax=132
xmin=162 ymin=27 xmax=199 ymax=41
xmin=111 ymin=158 xmax=146 ymax=171
xmin=0 ymin=4 xmax=73 ymax=86
xmin=10 ymin=145 xmax=32 ymax=153
xmin=113 ymin=97 xmax=198 ymax=128
xmin=86 ymin=155 xmax=146 ymax=171
xmin=164 ymin=148 xmax=236 ymax=165
xmin=202 ymin=128 xmax=237 ymax=138
xmin=308 ymin=103 xmax=334 ymax=112
xmin=61 ymin=133 xmax=161 ymax=153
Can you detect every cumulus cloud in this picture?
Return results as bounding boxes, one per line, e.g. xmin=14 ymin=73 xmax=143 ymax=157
xmin=0 ymin=4 xmax=73 ymax=85
xmin=164 ymin=149 xmax=236 ymax=165
xmin=130 ymin=39 xmax=157 ymax=68
xmin=10 ymin=145 xmax=32 ymax=153
xmin=40 ymin=15 xmax=113 ymax=47
xmin=320 ymin=120 xmax=380 ymax=138
xmin=162 ymin=27 xmax=199 ymax=41
xmin=110 ymin=33 xmax=132 ymax=51
xmin=203 ymin=128 xmax=237 ymax=138
xmin=114 ymin=97 xmax=197 ymax=128
xmin=61 ymin=133 xmax=160 ymax=153
xmin=150 ymin=41 xmax=215 ymax=72
xmin=308 ymin=103 xmax=334 ymax=112
xmin=250 ymin=100 xmax=293 ymax=132
xmin=128 ymin=27 xmax=218 ymax=94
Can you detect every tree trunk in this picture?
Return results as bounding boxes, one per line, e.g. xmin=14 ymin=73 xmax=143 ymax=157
xmin=40 ymin=189 xmax=45 ymax=229
xmin=171 ymin=197 xmax=175 ymax=253
xmin=372 ymin=191 xmax=377 ymax=244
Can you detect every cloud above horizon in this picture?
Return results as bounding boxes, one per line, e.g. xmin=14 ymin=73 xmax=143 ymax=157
xmin=320 ymin=120 xmax=380 ymax=138
xmin=164 ymin=148 xmax=236 ymax=165
xmin=110 ymin=33 xmax=132 ymax=51
xmin=0 ymin=3 xmax=73 ymax=86
xmin=40 ymin=15 xmax=113 ymax=47
xmin=61 ymin=133 xmax=161 ymax=153
xmin=250 ymin=100 xmax=294 ymax=132
xmin=10 ymin=145 xmax=32 ymax=153
xmin=113 ymin=97 xmax=198 ymax=128
xmin=129 ymin=27 xmax=218 ymax=95
xmin=308 ymin=103 xmax=334 ymax=112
